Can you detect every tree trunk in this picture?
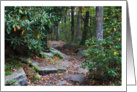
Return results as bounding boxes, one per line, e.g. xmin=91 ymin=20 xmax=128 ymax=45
xmin=76 ymin=7 xmax=82 ymax=41
xmin=90 ymin=15 xmax=92 ymax=37
xmin=56 ymin=22 xmax=60 ymax=41
xmin=80 ymin=11 xmax=89 ymax=45
xmin=64 ymin=13 xmax=67 ymax=40
xmin=43 ymin=30 xmax=49 ymax=52
xmin=95 ymin=6 xmax=103 ymax=40
xmin=62 ymin=17 xmax=64 ymax=32
xmin=71 ymin=7 xmax=74 ymax=42
xmin=51 ymin=27 xmax=54 ymax=41
xmin=42 ymin=25 xmax=49 ymax=51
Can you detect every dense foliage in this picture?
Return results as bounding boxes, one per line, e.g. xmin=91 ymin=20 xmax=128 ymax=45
xmin=82 ymin=7 xmax=121 ymax=85
xmin=5 ymin=6 xmax=64 ymax=55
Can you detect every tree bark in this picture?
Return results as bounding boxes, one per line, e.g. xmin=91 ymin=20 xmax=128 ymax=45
xmin=76 ymin=7 xmax=82 ymax=41
xmin=51 ymin=27 xmax=54 ymax=41
xmin=64 ymin=13 xmax=67 ymax=40
xmin=80 ymin=11 xmax=89 ymax=45
xmin=71 ymin=7 xmax=74 ymax=42
xmin=56 ymin=22 xmax=60 ymax=41
xmin=42 ymin=25 xmax=49 ymax=51
xmin=90 ymin=15 xmax=92 ymax=37
xmin=95 ymin=6 xmax=103 ymax=40
xmin=62 ymin=17 xmax=64 ymax=32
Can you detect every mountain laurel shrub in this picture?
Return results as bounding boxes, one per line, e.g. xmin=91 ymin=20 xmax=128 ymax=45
xmin=82 ymin=7 xmax=121 ymax=85
xmin=5 ymin=6 xmax=63 ymax=55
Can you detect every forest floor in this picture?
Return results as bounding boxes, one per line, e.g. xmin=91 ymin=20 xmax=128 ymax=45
xmin=5 ymin=40 xmax=111 ymax=86
xmin=21 ymin=40 xmax=98 ymax=86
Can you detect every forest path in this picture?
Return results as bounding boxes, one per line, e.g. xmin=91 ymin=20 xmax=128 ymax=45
xmin=30 ymin=40 xmax=91 ymax=86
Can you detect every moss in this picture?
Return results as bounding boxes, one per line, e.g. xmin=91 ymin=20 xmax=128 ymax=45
xmin=57 ymin=70 xmax=65 ymax=73
xmin=54 ymin=53 xmax=63 ymax=59
xmin=7 ymin=79 xmax=17 ymax=85
xmin=51 ymin=51 xmax=63 ymax=59
xmin=5 ymin=58 xmax=24 ymax=77
xmin=41 ymin=54 xmax=48 ymax=58
xmin=5 ymin=70 xmax=13 ymax=76
xmin=34 ymin=66 xmax=40 ymax=71
xmin=26 ymin=60 xmax=31 ymax=64
xmin=30 ymin=74 xmax=41 ymax=84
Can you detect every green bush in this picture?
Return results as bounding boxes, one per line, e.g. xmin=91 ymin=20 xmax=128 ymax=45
xmin=5 ymin=6 xmax=64 ymax=56
xmin=82 ymin=7 xmax=121 ymax=85
xmin=83 ymin=36 xmax=121 ymax=80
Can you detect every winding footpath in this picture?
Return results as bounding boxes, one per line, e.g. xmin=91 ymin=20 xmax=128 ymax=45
xmin=5 ymin=41 xmax=90 ymax=86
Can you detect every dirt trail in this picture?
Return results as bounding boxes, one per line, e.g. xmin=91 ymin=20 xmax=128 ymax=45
xmin=28 ymin=41 xmax=90 ymax=86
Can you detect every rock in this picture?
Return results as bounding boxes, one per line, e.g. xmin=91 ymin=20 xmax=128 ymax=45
xmin=40 ymin=52 xmax=54 ymax=58
xmin=57 ymin=66 xmax=66 ymax=72
xmin=39 ymin=67 xmax=58 ymax=75
xmin=76 ymin=68 xmax=88 ymax=74
xmin=19 ymin=57 xmax=67 ymax=76
xmin=62 ymin=42 xmax=77 ymax=49
xmin=70 ymin=74 xmax=85 ymax=84
xmin=56 ymin=61 xmax=71 ymax=67
xmin=73 ymin=65 xmax=81 ymax=68
xmin=63 ymin=74 xmax=85 ymax=84
xmin=38 ymin=63 xmax=67 ymax=75
xmin=63 ymin=75 xmax=71 ymax=79
xmin=19 ymin=57 xmax=31 ymax=63
xmin=50 ymin=48 xmax=72 ymax=59
xmin=5 ymin=68 xmax=28 ymax=86
xmin=56 ymin=47 xmax=63 ymax=50
xmin=13 ymin=78 xmax=28 ymax=86
xmin=57 ymin=80 xmax=67 ymax=85
xmin=76 ymin=50 xmax=89 ymax=59
xmin=48 ymin=83 xmax=55 ymax=86
xmin=30 ymin=61 xmax=66 ymax=75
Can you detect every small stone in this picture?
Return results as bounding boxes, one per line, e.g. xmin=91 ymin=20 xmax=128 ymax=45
xmin=63 ymin=74 xmax=85 ymax=84
xmin=57 ymin=61 xmax=71 ymax=67
xmin=39 ymin=67 xmax=58 ymax=75
xmin=62 ymin=42 xmax=77 ymax=49
xmin=77 ymin=68 xmax=89 ymax=74
xmin=57 ymin=81 xmax=67 ymax=85
xmin=50 ymin=48 xmax=72 ymax=59
xmin=76 ymin=50 xmax=89 ymax=59
xmin=73 ymin=65 xmax=81 ymax=68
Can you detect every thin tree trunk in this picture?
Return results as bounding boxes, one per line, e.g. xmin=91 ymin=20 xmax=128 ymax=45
xmin=71 ymin=7 xmax=74 ymax=42
xmin=80 ymin=11 xmax=89 ymax=45
xmin=56 ymin=22 xmax=60 ymax=41
xmin=64 ymin=14 xmax=67 ymax=40
xmin=90 ymin=16 xmax=92 ymax=37
xmin=76 ymin=7 xmax=82 ymax=41
xmin=95 ymin=6 xmax=103 ymax=40
xmin=43 ymin=25 xmax=49 ymax=51
xmin=62 ymin=18 xmax=64 ymax=32
xmin=51 ymin=27 xmax=54 ymax=41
